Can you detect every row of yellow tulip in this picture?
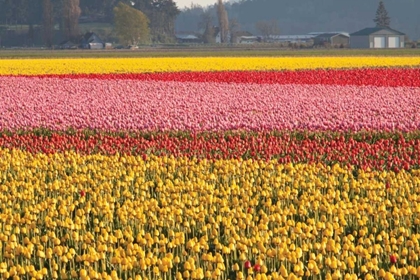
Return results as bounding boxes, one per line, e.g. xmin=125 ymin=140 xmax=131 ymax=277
xmin=0 ymin=148 xmax=419 ymax=279
xmin=1 ymin=57 xmax=420 ymax=75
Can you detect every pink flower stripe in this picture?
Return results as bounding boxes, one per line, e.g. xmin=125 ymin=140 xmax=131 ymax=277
xmin=1 ymin=77 xmax=419 ymax=132
xmin=10 ymin=68 xmax=420 ymax=87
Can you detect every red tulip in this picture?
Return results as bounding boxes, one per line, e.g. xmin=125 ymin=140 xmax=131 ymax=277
xmin=0 ymin=131 xmax=419 ymax=174
xmin=244 ymin=261 xmax=252 ymax=269
xmin=253 ymin=264 xmax=261 ymax=272
xmin=390 ymin=255 xmax=397 ymax=264
xmin=29 ymin=68 xmax=420 ymax=88
xmin=247 ymin=207 xmax=252 ymax=213
xmin=80 ymin=190 xmax=86 ymax=197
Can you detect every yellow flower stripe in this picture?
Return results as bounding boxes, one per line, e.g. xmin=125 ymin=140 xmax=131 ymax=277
xmin=1 ymin=56 xmax=420 ymax=75
xmin=1 ymin=148 xmax=420 ymax=279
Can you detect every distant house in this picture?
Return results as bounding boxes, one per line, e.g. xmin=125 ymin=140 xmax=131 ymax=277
xmin=308 ymin=31 xmax=350 ymax=37
xmin=215 ymin=31 xmax=224 ymax=43
xmin=175 ymin=34 xmax=202 ymax=44
xmin=231 ymin=31 xmax=258 ymax=44
xmin=58 ymin=40 xmax=78 ymax=49
xmin=80 ymin=32 xmax=104 ymax=49
xmin=266 ymin=35 xmax=316 ymax=44
xmin=214 ymin=27 xmax=231 ymax=43
xmin=239 ymin=36 xmax=259 ymax=44
xmin=313 ymin=33 xmax=350 ymax=47
xmin=350 ymin=27 xmax=405 ymax=48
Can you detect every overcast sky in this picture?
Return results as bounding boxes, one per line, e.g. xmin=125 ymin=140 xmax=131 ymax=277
xmin=174 ymin=0 xmax=216 ymax=9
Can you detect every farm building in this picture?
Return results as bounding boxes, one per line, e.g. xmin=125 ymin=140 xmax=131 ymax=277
xmin=80 ymin=32 xmax=104 ymax=49
xmin=350 ymin=27 xmax=405 ymax=48
xmin=313 ymin=32 xmax=350 ymax=47
xmin=58 ymin=40 xmax=78 ymax=49
xmin=266 ymin=35 xmax=316 ymax=44
xmin=215 ymin=28 xmax=231 ymax=43
xmin=231 ymin=31 xmax=258 ymax=44
xmin=175 ymin=34 xmax=202 ymax=44
xmin=238 ymin=36 xmax=259 ymax=44
xmin=308 ymin=31 xmax=350 ymax=36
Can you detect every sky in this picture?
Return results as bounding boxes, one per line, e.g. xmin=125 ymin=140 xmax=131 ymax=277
xmin=174 ymin=0 xmax=216 ymax=9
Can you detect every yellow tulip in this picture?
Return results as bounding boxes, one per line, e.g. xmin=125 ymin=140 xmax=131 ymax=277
xmin=2 ymin=57 xmax=420 ymax=76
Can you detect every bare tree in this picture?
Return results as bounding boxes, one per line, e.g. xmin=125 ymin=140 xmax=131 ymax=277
xmin=62 ymin=0 xmax=81 ymax=41
xmin=43 ymin=0 xmax=53 ymax=47
xmin=199 ymin=9 xmax=215 ymax=44
xmin=255 ymin=19 xmax=280 ymax=42
xmin=229 ymin=17 xmax=240 ymax=43
xmin=217 ymin=0 xmax=229 ymax=43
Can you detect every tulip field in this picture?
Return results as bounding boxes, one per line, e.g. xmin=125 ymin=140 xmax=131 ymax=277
xmin=1 ymin=56 xmax=420 ymax=280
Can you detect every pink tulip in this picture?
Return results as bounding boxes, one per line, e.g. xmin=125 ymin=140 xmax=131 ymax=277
xmin=0 ymin=76 xmax=419 ymax=132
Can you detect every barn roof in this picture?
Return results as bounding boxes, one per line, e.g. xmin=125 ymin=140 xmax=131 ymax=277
xmin=268 ymin=35 xmax=316 ymax=40
xmin=81 ymin=32 xmax=104 ymax=44
xmin=315 ymin=33 xmax=350 ymax=39
xmin=350 ymin=27 xmax=405 ymax=36
xmin=176 ymin=34 xmax=199 ymax=40
xmin=309 ymin=31 xmax=350 ymax=37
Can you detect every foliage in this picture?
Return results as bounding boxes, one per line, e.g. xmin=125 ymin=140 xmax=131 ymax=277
xmin=0 ymin=0 xmax=30 ymax=25
xmin=374 ymin=0 xmax=391 ymax=27
xmin=126 ymin=0 xmax=180 ymax=43
xmin=0 ymin=0 xmax=178 ymax=45
xmin=113 ymin=2 xmax=150 ymax=45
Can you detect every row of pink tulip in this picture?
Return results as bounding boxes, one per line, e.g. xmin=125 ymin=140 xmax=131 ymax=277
xmin=1 ymin=76 xmax=419 ymax=132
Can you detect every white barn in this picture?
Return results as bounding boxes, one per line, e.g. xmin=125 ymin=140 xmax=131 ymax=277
xmin=350 ymin=27 xmax=405 ymax=49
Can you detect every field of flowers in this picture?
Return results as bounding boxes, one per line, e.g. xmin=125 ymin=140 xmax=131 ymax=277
xmin=1 ymin=56 xmax=420 ymax=280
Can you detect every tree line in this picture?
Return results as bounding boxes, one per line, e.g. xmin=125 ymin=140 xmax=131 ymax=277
xmin=176 ymin=0 xmax=420 ymax=41
xmin=1 ymin=0 xmax=418 ymax=47
xmin=0 ymin=0 xmax=180 ymax=46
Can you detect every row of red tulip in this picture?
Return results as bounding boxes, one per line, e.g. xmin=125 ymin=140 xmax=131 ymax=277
xmin=1 ymin=131 xmax=418 ymax=171
xmin=16 ymin=68 xmax=420 ymax=87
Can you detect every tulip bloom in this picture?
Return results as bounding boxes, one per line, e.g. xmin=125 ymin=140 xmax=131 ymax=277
xmin=244 ymin=261 xmax=252 ymax=269
xmin=390 ymin=255 xmax=397 ymax=264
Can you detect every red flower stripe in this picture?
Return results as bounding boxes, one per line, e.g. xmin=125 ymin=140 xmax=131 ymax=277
xmin=11 ymin=68 xmax=420 ymax=87
xmin=0 ymin=132 xmax=418 ymax=172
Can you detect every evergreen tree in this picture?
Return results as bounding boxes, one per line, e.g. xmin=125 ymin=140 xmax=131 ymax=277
xmin=373 ymin=0 xmax=390 ymax=27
